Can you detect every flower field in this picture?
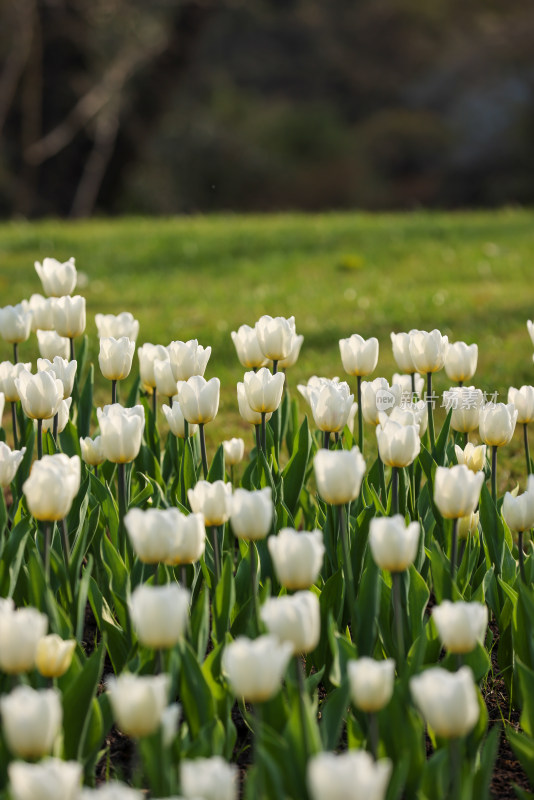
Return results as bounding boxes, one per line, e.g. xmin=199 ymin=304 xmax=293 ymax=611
xmin=0 ymin=211 xmax=533 ymax=799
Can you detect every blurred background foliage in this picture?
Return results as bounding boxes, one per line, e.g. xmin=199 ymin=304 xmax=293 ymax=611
xmin=1 ymin=0 xmax=534 ymax=218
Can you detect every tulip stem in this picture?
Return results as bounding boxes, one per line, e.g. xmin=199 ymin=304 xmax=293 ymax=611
xmin=13 ymin=343 xmax=18 ymax=364
xmin=410 ymin=372 xmax=416 ymax=399
xmin=450 ymin=518 xmax=458 ymax=591
xmin=368 ymin=712 xmax=379 ymax=759
xmin=43 ymin=522 xmax=51 ymax=583
xmin=37 ymin=418 xmax=43 ymax=459
xmin=112 ymin=380 xmax=117 ymax=404
xmin=392 ymin=572 xmax=404 ymax=663
xmin=199 ymin=423 xmax=208 ymax=479
xmin=408 ymin=462 xmax=416 ymax=518
xmin=391 ymin=466 xmax=399 ymax=515
xmin=69 ymin=337 xmax=75 ymax=361
xmin=168 ymin=395 xmax=173 ymax=408
xmin=524 ymin=424 xmax=531 ymax=475
xmin=152 ymin=387 xmax=157 ymax=424
xmin=448 ymin=738 xmax=461 ymax=800
xmin=296 ymin=657 xmax=312 ymax=761
xmin=518 ymin=531 xmax=527 ymax=584
xmin=250 ymin=540 xmax=259 ymax=632
xmin=272 ymin=359 xmax=278 ymax=375
xmin=378 ymin=455 xmax=387 ymax=504
xmin=491 ymin=445 xmax=498 ymax=503
xmin=11 ymin=401 xmax=18 ymax=449
xmin=61 ymin=517 xmax=71 ymax=562
xmin=181 ymin=564 xmax=188 ymax=587
xmin=211 ymin=525 xmax=221 ymax=584
xmin=255 ymin=424 xmax=261 ymax=453
xmin=426 ymin=372 xmax=435 ymax=451
xmin=323 ymin=431 xmax=331 ymax=450
xmin=52 ymin=412 xmax=59 ymax=443
xmin=118 ymin=462 xmax=127 ymax=557
xmin=261 ymin=412 xmax=267 ymax=456
xmin=338 ymin=503 xmax=357 ymax=639
xmin=464 ymin=432 xmax=468 ymax=448
xmin=357 ymin=375 xmax=364 ymax=454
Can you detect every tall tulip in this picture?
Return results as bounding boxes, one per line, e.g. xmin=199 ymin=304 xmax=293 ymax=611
xmin=34 ymin=257 xmax=77 ymax=297
xmin=181 ymin=757 xmax=238 ymax=800
xmin=409 ymin=329 xmax=448 ymax=449
xmin=188 ymin=479 xmax=232 ymax=581
xmin=444 ymin=341 xmax=478 ymax=384
xmin=51 ymin=295 xmax=86 ymax=359
xmin=222 ymin=635 xmax=293 ymax=703
xmin=307 ymin=750 xmax=392 ymax=800
xmin=255 ymin=314 xmax=295 ymax=369
xmin=8 ymin=758 xmax=82 ymax=800
xmin=432 ymin=601 xmax=488 ymax=655
xmin=167 ymin=338 xmax=211 ymax=381
xmin=340 ymin=334 xmax=379 ymax=451
xmin=508 ymin=385 xmax=534 ymax=474
xmin=0 ymin=303 xmax=32 ymax=363
xmin=0 ymin=686 xmax=62 ymax=759
xmin=231 ymin=325 xmax=268 ymax=369
xmin=178 ymin=375 xmax=220 ymax=477
xmin=243 ymin=367 xmax=284 ymax=454
xmin=99 ymin=337 xmax=135 ymax=402
xmin=36 ymin=329 xmax=70 ymax=361
xmin=107 ymin=673 xmax=170 ymax=738
xmin=478 ymin=402 xmax=518 ymax=501
xmin=95 ymin=311 xmax=139 ymax=342
xmin=267 ymin=528 xmax=324 ymax=590
xmin=502 ymin=474 xmax=534 ymax=582
xmin=15 ymin=369 xmax=63 ymax=458
xmin=28 ymin=294 xmax=55 ymax=332
xmin=309 ymin=379 xmax=354 ymax=446
xmin=0 ymin=360 xmax=31 ymax=448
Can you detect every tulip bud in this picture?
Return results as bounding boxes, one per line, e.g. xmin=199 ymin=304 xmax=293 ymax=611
xmin=99 ymin=337 xmax=135 ymax=381
xmin=178 ymin=375 xmax=220 ymax=424
xmin=268 ymin=528 xmax=324 ymax=589
xmin=387 ymin=402 xmax=428 ymax=438
xmin=236 ymin=381 xmax=272 ymax=426
xmin=0 ymin=599 xmax=48 ymax=673
xmin=392 ymin=372 xmax=424 ymax=398
xmin=181 ymin=756 xmax=238 ymax=800
xmin=0 ymin=361 xmax=31 ymax=402
xmin=508 ymin=386 xmax=534 ymax=424
xmin=162 ymin=399 xmax=198 ymax=438
xmin=107 ymin=672 xmax=170 ymax=737
xmin=409 ymin=329 xmax=449 ymax=374
xmin=222 ymin=634 xmax=293 ymax=703
xmin=390 ymin=331 xmax=417 ymax=373
xmin=0 ymin=442 xmax=26 ymax=487
xmin=231 ymin=325 xmax=269 ymax=369
xmin=29 ymin=294 xmax=55 ymax=332
xmin=23 ymin=454 xmax=81 ymax=522
xmin=410 ymin=666 xmax=480 ymax=738
xmin=309 ymin=379 xmax=354 ymax=433
xmin=445 ymin=386 xmax=483 ymax=434
xmin=8 ymin=758 xmax=82 ymax=800
xmin=478 ymin=402 xmax=518 ymax=447
xmin=80 ymin=435 xmax=106 ymax=467
xmin=137 ymin=343 xmax=169 ymax=390
xmin=298 ymin=375 xmax=341 ymax=405
xmin=167 ymin=338 xmax=211 ymax=381
xmin=36 ymin=634 xmax=76 ymax=678
xmin=129 ymin=583 xmax=190 ymax=649
xmin=35 ymin=257 xmax=77 ymax=297
xmin=432 ymin=601 xmax=488 ymax=654
xmin=243 ymin=367 xmax=285 ymax=414
xmin=52 ymin=295 xmax=86 ymax=338
xmin=444 ymin=341 xmax=478 ymax=382
xmin=376 ymin=415 xmax=420 ymax=467
xmin=457 ymin=510 xmax=480 ymax=540
xmin=165 ymin=512 xmax=206 ymax=566
xmin=361 ymin=378 xmax=402 ymax=425
xmin=36 ymin=330 xmax=70 ymax=361
xmin=307 ymin=750 xmax=392 ymax=800
xmin=454 ymin=442 xmax=486 ymax=473
xmin=1 ymin=686 xmax=62 ymax=758
xmin=223 ymin=437 xmax=245 ymax=466
xmin=15 ymin=369 xmax=63 ymax=420
xmin=255 ymin=315 xmax=296 ymax=361
xmin=37 ymin=356 xmax=77 ymax=399
xmin=339 ymin=334 xmax=379 ymax=377
xmin=42 ymin=397 xmax=72 ymax=434
xmin=125 ymin=507 xmax=205 ymax=565
xmin=188 ymin=480 xmax=233 ymax=526
xmin=502 ymin=475 xmax=534 ymax=532
xmin=278 ymin=332 xmax=304 ymax=369
xmin=95 ymin=311 xmax=139 ymax=342
xmin=97 ymin=404 xmax=145 ymax=463
xmin=154 ymin=358 xmax=178 ymax=398
xmin=314 ymin=447 xmax=366 ymax=505
xmin=347 ymin=657 xmax=395 ymax=712
xmin=0 ymin=303 xmax=32 ymax=344
xmin=434 ymin=464 xmax=483 ymax=519
xmin=260 ymin=591 xmax=320 ymax=654
xmin=369 ymin=515 xmax=420 ymax=572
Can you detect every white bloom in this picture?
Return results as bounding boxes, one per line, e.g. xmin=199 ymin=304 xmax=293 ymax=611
xmin=307 ymin=750 xmax=392 ymax=800
xmin=35 ymin=257 xmax=77 ymax=297
xmin=432 ymin=601 xmax=488 ymax=654
xmin=410 ymin=666 xmax=480 ymax=738
xmin=95 ymin=311 xmax=139 ymax=342
xmin=260 ymin=591 xmax=320 ymax=654
xmin=268 ymin=528 xmax=324 ymax=590
xmin=347 ymin=657 xmax=395 ymax=712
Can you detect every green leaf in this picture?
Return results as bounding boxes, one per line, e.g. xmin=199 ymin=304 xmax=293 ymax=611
xmin=213 ymin=555 xmax=236 ymax=644
xmin=516 ymin=658 xmax=534 ymax=737
xmin=281 ymin=417 xmax=311 ymax=515
xmin=207 ymin=444 xmax=225 ymax=483
xmin=77 ymin=364 xmax=94 ymax=439
xmin=507 ymin=728 xmax=534 ymax=785
xmin=59 ymin=420 xmax=81 ymax=457
xmin=179 ymin=641 xmax=215 ymax=739
xmin=355 ymin=553 xmax=379 ymax=656
xmin=479 ymin=481 xmax=505 ymax=575
xmin=472 ymin=725 xmax=500 ymax=800
xmin=320 ymin=682 xmax=350 ymax=749
xmin=62 ymin=640 xmax=105 ymax=761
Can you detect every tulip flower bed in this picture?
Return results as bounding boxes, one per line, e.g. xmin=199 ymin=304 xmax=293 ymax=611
xmin=0 ymin=221 xmax=534 ymax=800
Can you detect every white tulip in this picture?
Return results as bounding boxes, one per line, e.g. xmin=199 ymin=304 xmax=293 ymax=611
xmin=107 ymin=672 xmax=170 ymax=738
xmin=454 ymin=442 xmax=486 ymax=473
xmin=28 ymin=294 xmax=55 ymax=331
xmin=15 ymin=369 xmax=63 ymax=420
xmin=181 ymin=756 xmax=238 ymax=800
xmin=95 ymin=311 xmax=139 ymax=342
xmin=508 ymin=386 xmax=534 ymax=425
xmin=376 ymin=415 xmax=420 ymax=467
xmin=23 ymin=454 xmax=81 ymax=522
xmin=97 ymin=404 xmax=145 ymax=463
xmin=42 ymin=397 xmax=72 ymax=434
xmin=260 ymin=591 xmax=320 ymax=654
xmin=361 ymin=378 xmax=402 ymax=425
xmin=129 ymin=583 xmax=190 ymax=649
xmin=80 ymin=435 xmax=105 ymax=467
xmin=1 ymin=686 xmax=62 ymax=758
xmin=457 ymin=511 xmax=480 ymax=540
xmin=502 ymin=475 xmax=534 ymax=532
xmin=35 ymin=634 xmax=76 ymax=678
xmin=79 ymin=783 xmax=143 ymax=800
xmin=178 ymin=375 xmax=220 ymax=424
xmin=432 ymin=601 xmax=488 ymax=654
xmin=347 ymin=657 xmax=396 ymax=712
xmin=98 ymin=337 xmax=135 ymax=381
xmin=0 ymin=303 xmax=32 ymax=343
xmin=223 ymin=437 xmax=245 ymax=466
xmin=297 ymin=375 xmax=340 ymax=405
xmin=409 ymin=329 xmax=449 ymax=374
xmin=188 ymin=480 xmax=233 ymax=526
xmin=51 ymin=295 xmax=86 ymax=338
xmin=8 ymin=758 xmax=82 ymax=800
xmin=390 ymin=331 xmax=417 ymax=373
xmin=154 ymin=358 xmax=179 ymax=398
xmin=237 ymin=381 xmax=272 ymax=426
xmin=243 ymin=367 xmax=285 ymax=413
xmin=369 ymin=515 xmax=420 ymax=572
xmin=34 ymin=257 xmax=77 ymax=297
xmin=314 ymin=447 xmax=366 ymax=505
xmin=278 ymin=332 xmax=304 ymax=369
xmin=137 ymin=343 xmax=169 ymax=390
xmin=231 ymin=325 xmax=269 ymax=369
xmin=410 ymin=666 xmax=480 ymax=738
xmin=309 ymin=379 xmax=354 ymax=433
xmin=0 ymin=442 xmax=26 ymax=487
xmin=268 ymin=528 xmax=324 ymax=590
xmin=222 ymin=634 xmax=293 ymax=703
xmin=37 ymin=356 xmax=77 ymax=399
xmin=162 ymin=399 xmax=198 ymax=438
xmin=444 ymin=341 xmax=478 ymax=382
xmin=36 ymin=330 xmax=70 ymax=361
xmin=0 ymin=600 xmax=48 ymax=674
xmin=255 ymin=314 xmax=295 ymax=361
xmin=307 ymin=750 xmax=392 ymax=800
xmin=478 ymin=402 xmax=518 ymax=447
xmin=0 ymin=361 xmax=31 ymax=402
xmin=339 ymin=334 xmax=379 ymax=377
xmin=445 ymin=386 xmax=483 ymax=434
xmin=392 ymin=372 xmax=424 ymax=398
xmin=167 ymin=338 xmax=212 ymax=382
xmin=434 ymin=465 xmax=484 ymax=519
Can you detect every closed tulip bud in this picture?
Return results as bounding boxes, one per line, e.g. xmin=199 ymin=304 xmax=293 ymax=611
xmin=458 ymin=510 xmax=480 ymax=540
xmin=129 ymin=583 xmax=190 ymax=648
xmin=388 ymin=402 xmax=428 ymax=437
xmin=298 ymin=375 xmax=341 ymax=405
xmin=36 ymin=634 xmax=76 ymax=678
xmin=95 ymin=311 xmax=139 ymax=342
xmin=392 ymin=372 xmax=425 ymax=398
xmin=0 ymin=600 xmax=48 ymax=673
xmin=309 ymin=379 xmax=354 ymax=433
xmin=80 ymin=783 xmax=143 ymax=800
xmin=410 ymin=666 xmax=480 ymax=738
xmin=42 ymin=397 xmax=72 ymax=434
xmin=107 ymin=673 xmax=170 ymax=737
xmin=409 ymin=329 xmax=448 ymax=374
xmin=137 ymin=343 xmax=169 ymax=390
xmin=178 ymin=375 xmax=220 ymax=424
xmin=167 ymin=338 xmax=211 ymax=382
xmin=434 ymin=464 xmax=484 ymax=519
xmin=478 ymin=402 xmax=518 ymax=447
xmin=446 ymin=386 xmax=483 ymax=433
xmin=0 ymin=361 xmax=31 ymax=402
xmin=23 ymin=454 xmax=81 ymax=521
xmin=223 ymin=437 xmax=245 ymax=466
xmin=0 ymin=442 xmax=26 ymax=487
xmin=99 ymin=337 xmax=135 ymax=381
xmin=255 ymin=314 xmax=295 ymax=361
xmin=36 ymin=329 xmax=70 ymax=360
xmin=391 ymin=331 xmax=417 ymax=373
xmin=162 ymin=399 xmax=198 ymax=438
xmin=260 ymin=591 xmax=320 ymax=654
xmin=29 ymin=294 xmax=55 ymax=332
xmin=181 ymin=756 xmax=238 ymax=800
xmin=369 ymin=515 xmax=420 ymax=572
xmin=376 ymin=416 xmax=420 ymax=467
xmin=307 ymin=750 xmax=392 ymax=800
xmin=154 ymin=358 xmax=178 ymax=397
xmin=432 ymin=601 xmax=488 ymax=654
xmin=165 ymin=512 xmax=206 ymax=566
xmin=52 ymin=295 xmax=86 ymax=338
xmin=236 ymin=381 xmax=272 ymax=426
xmin=15 ymin=369 xmax=63 ymax=420
xmin=37 ymin=356 xmax=77 ymax=399
xmin=455 ymin=442 xmax=486 ymax=473
xmin=268 ymin=528 xmax=324 ymax=589
xmin=8 ymin=758 xmax=82 ymax=800
xmin=347 ymin=657 xmax=396 ymax=712
xmin=444 ymin=341 xmax=478 ymax=382
xmin=339 ymin=334 xmax=379 ymax=377
xmin=502 ymin=475 xmax=534 ymax=531
xmin=222 ymin=634 xmax=293 ymax=703
xmin=314 ymin=447 xmax=366 ymax=505
xmin=361 ymin=378 xmax=402 ymax=425
xmin=1 ymin=686 xmax=62 ymax=758
xmin=231 ymin=325 xmax=269 ymax=369
xmin=243 ymin=367 xmax=285 ymax=413
xmin=97 ymin=404 xmax=145 ymax=463
xmin=508 ymin=386 xmax=534 ymax=424
xmin=125 ymin=507 xmax=205 ymax=565
xmin=0 ymin=303 xmax=32 ymax=343
xmin=80 ymin=435 xmax=105 ymax=467
xmin=35 ymin=257 xmax=77 ymax=297
xmin=188 ymin=480 xmax=233 ymax=526
xmin=278 ymin=332 xmax=304 ymax=369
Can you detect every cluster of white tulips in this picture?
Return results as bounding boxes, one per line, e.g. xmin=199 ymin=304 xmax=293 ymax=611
xmin=0 ymin=256 xmax=533 ymax=800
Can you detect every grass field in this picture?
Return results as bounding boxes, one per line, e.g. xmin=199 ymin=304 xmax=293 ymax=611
xmin=1 ymin=209 xmax=534 ymax=484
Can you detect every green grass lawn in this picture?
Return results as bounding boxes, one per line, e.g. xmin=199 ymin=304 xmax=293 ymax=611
xmin=1 ymin=209 xmax=534 ymax=486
